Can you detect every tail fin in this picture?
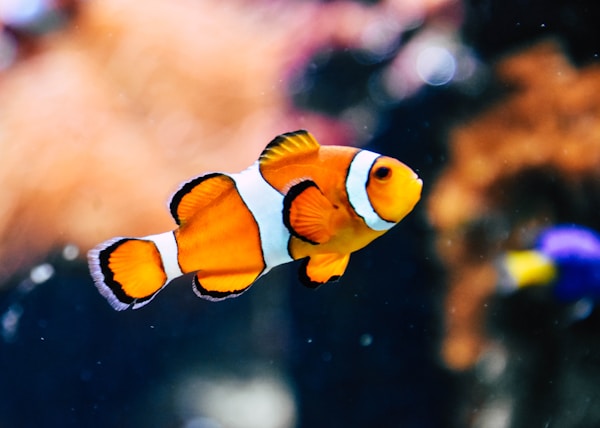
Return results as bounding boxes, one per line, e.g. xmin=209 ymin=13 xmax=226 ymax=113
xmin=88 ymin=233 xmax=182 ymax=310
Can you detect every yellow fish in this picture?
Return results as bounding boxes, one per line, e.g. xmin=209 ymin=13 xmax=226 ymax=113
xmin=88 ymin=130 xmax=422 ymax=310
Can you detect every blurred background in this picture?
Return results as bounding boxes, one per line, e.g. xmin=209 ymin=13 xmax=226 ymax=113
xmin=1 ymin=0 xmax=600 ymax=427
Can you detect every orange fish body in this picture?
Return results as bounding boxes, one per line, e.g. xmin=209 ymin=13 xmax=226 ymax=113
xmin=88 ymin=130 xmax=422 ymax=310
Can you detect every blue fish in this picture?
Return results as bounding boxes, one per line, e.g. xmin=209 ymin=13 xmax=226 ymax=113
xmin=499 ymin=224 xmax=600 ymax=303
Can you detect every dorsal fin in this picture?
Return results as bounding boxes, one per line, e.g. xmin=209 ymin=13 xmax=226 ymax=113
xmin=169 ymin=173 xmax=235 ymax=225
xmin=259 ymin=130 xmax=320 ymax=170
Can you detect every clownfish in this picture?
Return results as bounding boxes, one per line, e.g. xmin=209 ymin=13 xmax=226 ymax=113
xmin=88 ymin=130 xmax=422 ymax=310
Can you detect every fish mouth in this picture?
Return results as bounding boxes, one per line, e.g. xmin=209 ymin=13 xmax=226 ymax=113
xmin=408 ymin=176 xmax=423 ymax=207
xmin=408 ymin=169 xmax=422 ymax=187
xmin=398 ymin=175 xmax=423 ymax=214
xmin=413 ymin=177 xmax=423 ymax=194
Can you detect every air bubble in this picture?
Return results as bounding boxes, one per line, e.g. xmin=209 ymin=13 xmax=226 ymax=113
xmin=359 ymin=334 xmax=373 ymax=347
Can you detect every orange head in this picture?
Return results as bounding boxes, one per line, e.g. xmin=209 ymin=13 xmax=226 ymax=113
xmin=365 ymin=156 xmax=423 ymax=224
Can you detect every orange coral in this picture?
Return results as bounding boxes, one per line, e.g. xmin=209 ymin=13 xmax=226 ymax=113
xmin=0 ymin=0 xmax=456 ymax=283
xmin=428 ymin=40 xmax=600 ymax=370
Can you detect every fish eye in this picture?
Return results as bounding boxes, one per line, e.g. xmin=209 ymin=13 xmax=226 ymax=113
xmin=374 ymin=166 xmax=391 ymax=180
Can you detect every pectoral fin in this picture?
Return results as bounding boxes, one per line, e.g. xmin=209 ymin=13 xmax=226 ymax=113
xmin=299 ymin=253 xmax=350 ymax=289
xmin=283 ymin=180 xmax=336 ymax=245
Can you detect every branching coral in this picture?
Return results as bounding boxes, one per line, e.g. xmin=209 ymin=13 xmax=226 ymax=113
xmin=428 ymin=40 xmax=600 ymax=370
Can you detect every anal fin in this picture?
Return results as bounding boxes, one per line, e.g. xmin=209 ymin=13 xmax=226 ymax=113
xmin=299 ymin=253 xmax=350 ymax=289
